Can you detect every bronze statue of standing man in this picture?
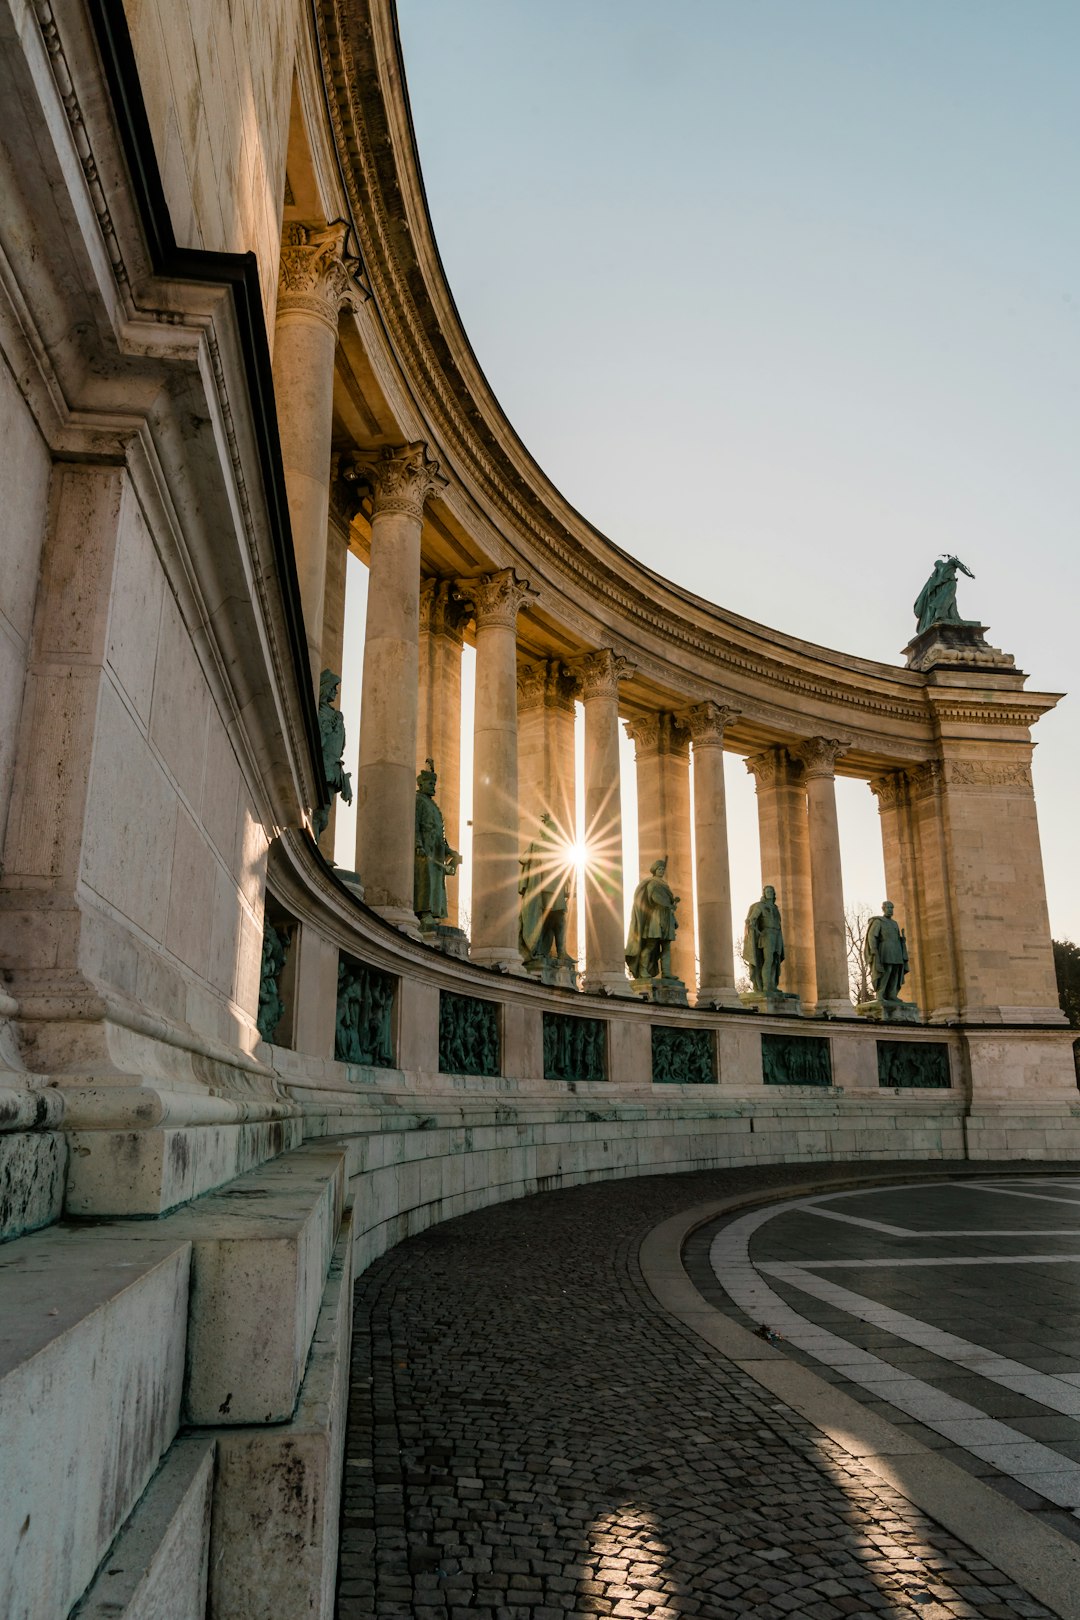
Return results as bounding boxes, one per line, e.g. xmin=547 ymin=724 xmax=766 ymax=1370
xmin=865 ymin=900 xmax=909 ymax=1002
xmin=743 ymin=885 xmax=785 ymax=994
xmin=414 ymin=760 xmax=460 ymax=930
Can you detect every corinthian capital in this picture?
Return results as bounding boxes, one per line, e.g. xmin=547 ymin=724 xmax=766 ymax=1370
xmin=625 ymin=712 xmax=688 ymax=758
xmin=745 ymin=747 xmax=781 ymax=787
xmin=682 ymin=700 xmax=740 ymax=747
xmin=571 ymin=647 xmax=635 ymax=703
xmin=456 ymin=568 xmax=536 ymax=630
xmin=277 ymin=221 xmax=365 ymax=328
xmin=348 ymin=441 xmax=448 ymax=521
xmin=793 ymin=736 xmax=848 ymax=780
xmin=868 ymin=771 xmax=906 ymax=811
xmin=420 ymin=578 xmax=470 ymax=641
xmin=516 ymin=658 xmax=578 ymax=714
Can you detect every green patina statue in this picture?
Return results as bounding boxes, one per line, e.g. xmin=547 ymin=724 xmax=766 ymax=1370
xmin=865 ymin=900 xmax=909 ymax=1002
xmin=743 ymin=885 xmax=785 ymax=994
xmin=313 ymin=669 xmax=352 ymax=838
xmin=913 ymin=555 xmax=975 ymax=634
xmin=256 ymin=920 xmax=290 ymax=1043
xmin=518 ymin=813 xmax=572 ymax=969
xmin=626 ymin=857 xmax=680 ymax=981
xmin=414 ymin=760 xmax=461 ymax=930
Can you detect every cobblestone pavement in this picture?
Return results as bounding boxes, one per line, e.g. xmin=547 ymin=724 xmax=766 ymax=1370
xmin=337 ymin=1166 xmax=1061 ymax=1619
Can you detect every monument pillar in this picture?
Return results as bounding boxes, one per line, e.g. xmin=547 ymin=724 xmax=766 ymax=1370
xmin=626 ymin=713 xmax=695 ymax=989
xmin=574 ymin=649 xmax=633 ymax=993
xmin=517 ymin=657 xmax=579 ymax=950
xmin=869 ymin=771 xmax=926 ymax=1012
xmin=684 ymin=702 xmax=740 ymax=1007
xmin=745 ymin=748 xmax=816 ymax=1004
xmin=418 ymin=580 xmax=467 ymax=923
xmin=457 ymin=569 xmax=534 ymax=969
xmin=352 ymin=443 xmax=447 ymax=931
xmin=273 ymin=222 xmax=362 ymax=685
xmin=794 ymin=737 xmax=850 ymax=1012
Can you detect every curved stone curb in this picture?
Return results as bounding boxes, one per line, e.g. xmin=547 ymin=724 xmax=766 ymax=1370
xmin=638 ymin=1174 xmax=1080 ymax=1620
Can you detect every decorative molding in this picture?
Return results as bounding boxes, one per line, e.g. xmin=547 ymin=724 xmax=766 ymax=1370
xmin=930 ymin=704 xmax=1047 ymax=729
xmin=349 ymin=440 xmax=447 ymax=521
xmin=682 ymin=701 xmax=740 ymax=748
xmin=419 ymin=577 xmax=469 ymax=642
xmin=516 ymin=657 xmax=577 ymax=714
xmin=868 ymin=772 xmax=905 ymax=811
xmin=572 ymin=648 xmax=635 ymax=703
xmin=456 ymin=567 xmax=536 ymax=630
xmin=793 ymin=736 xmax=848 ymax=781
xmin=943 ymin=760 xmax=1034 ymax=791
xmin=277 ymin=220 xmax=365 ymax=329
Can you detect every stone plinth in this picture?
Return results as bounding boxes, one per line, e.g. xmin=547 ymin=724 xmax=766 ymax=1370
xmin=903 ymin=622 xmax=1015 ymax=674
xmin=858 ymin=997 xmax=920 ymax=1024
xmin=632 ymin=976 xmax=689 ymax=1007
xmin=740 ymin=990 xmax=802 ymax=1017
xmin=524 ymin=956 xmax=577 ymax=990
xmin=421 ymin=924 xmax=470 ymax=961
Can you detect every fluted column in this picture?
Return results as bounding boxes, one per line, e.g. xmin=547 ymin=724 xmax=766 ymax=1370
xmin=352 ymin=443 xmax=447 ymax=931
xmin=418 ymin=580 xmax=468 ymax=924
xmin=745 ymin=748 xmax=816 ymax=1004
xmin=794 ymin=737 xmax=850 ymax=1012
xmin=626 ymin=713 xmax=695 ymax=988
xmin=517 ymin=657 xmax=579 ymax=950
xmin=574 ymin=649 xmax=634 ymax=992
xmin=684 ymin=702 xmax=740 ymax=1007
xmin=274 ymin=222 xmax=363 ymax=684
xmin=457 ymin=569 xmax=535 ymax=968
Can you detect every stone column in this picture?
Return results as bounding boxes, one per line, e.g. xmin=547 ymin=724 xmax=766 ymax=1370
xmin=626 ymin=713 xmax=695 ymax=989
xmin=352 ymin=443 xmax=447 ymax=932
xmin=684 ymin=702 xmax=740 ymax=1007
xmin=745 ymin=748 xmax=816 ymax=1004
xmin=273 ymin=222 xmax=362 ymax=685
xmin=517 ymin=657 xmax=579 ymax=949
xmin=417 ymin=579 xmax=468 ymax=923
xmin=457 ymin=569 xmax=535 ymax=969
xmin=869 ymin=771 xmax=926 ymax=1012
xmin=794 ymin=737 xmax=850 ymax=1013
xmin=574 ymin=649 xmax=634 ymax=993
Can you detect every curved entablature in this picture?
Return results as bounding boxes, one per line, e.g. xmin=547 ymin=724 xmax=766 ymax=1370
xmin=312 ymin=0 xmax=1051 ymax=771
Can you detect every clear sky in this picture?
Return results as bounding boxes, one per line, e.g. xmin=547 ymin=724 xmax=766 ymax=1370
xmin=346 ymin=2 xmax=1080 ymax=943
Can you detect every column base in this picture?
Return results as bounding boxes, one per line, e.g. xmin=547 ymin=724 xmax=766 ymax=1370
xmin=581 ymin=970 xmax=635 ymax=998
xmin=695 ymin=986 xmax=741 ymax=1010
xmin=470 ymin=946 xmax=523 ymax=974
xmin=371 ymin=904 xmax=423 ymax=940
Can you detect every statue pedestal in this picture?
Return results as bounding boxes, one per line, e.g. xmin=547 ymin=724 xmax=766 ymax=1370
xmin=524 ymin=956 xmax=578 ymax=990
xmin=421 ymin=924 xmax=470 ymax=961
xmin=857 ymin=996 xmax=920 ymax=1024
xmin=632 ymin=976 xmax=688 ymax=1008
xmin=740 ymin=990 xmax=801 ymax=1017
xmin=903 ymin=621 xmax=1015 ymax=674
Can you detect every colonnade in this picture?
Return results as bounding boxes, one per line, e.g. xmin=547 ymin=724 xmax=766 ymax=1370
xmin=270 ymin=225 xmax=1063 ymax=1029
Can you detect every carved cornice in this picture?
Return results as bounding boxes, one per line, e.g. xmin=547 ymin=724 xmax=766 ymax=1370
xmin=625 ymin=712 xmax=688 ymax=758
xmin=516 ymin=657 xmax=578 ymax=714
xmin=348 ymin=441 xmax=448 ymax=521
xmin=419 ymin=577 xmax=469 ymax=641
xmin=682 ymin=701 xmax=740 ymax=748
xmin=793 ymin=736 xmax=848 ymax=781
xmin=572 ymin=648 xmax=635 ymax=703
xmin=456 ymin=567 xmax=535 ymax=630
xmin=277 ymin=221 xmax=365 ymax=329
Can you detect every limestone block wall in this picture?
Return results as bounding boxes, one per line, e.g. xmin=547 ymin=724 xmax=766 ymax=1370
xmin=0 ymin=352 xmax=51 ymax=853
xmin=123 ymin=0 xmax=302 ymax=318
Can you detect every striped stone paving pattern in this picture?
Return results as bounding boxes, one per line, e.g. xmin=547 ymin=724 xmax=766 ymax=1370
xmin=337 ymin=1166 xmax=1062 ymax=1618
xmin=695 ymin=1178 xmax=1080 ymax=1545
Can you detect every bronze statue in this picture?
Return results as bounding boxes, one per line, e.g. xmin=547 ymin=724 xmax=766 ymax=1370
xmin=518 ymin=813 xmax=572 ymax=968
xmin=313 ymin=668 xmax=352 ymax=838
xmin=913 ymin=555 xmax=975 ymax=634
xmin=625 ymin=857 xmax=680 ymax=981
xmin=743 ymin=885 xmax=785 ymax=994
xmin=414 ymin=759 xmax=460 ymax=929
xmin=865 ymin=900 xmax=909 ymax=1001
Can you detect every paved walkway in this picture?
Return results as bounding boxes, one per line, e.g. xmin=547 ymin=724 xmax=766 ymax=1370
xmin=337 ymin=1166 xmax=1067 ymax=1619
